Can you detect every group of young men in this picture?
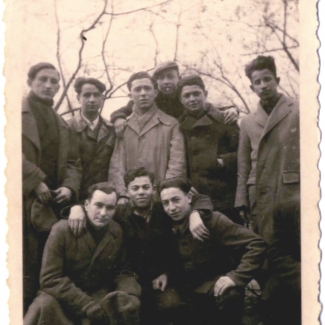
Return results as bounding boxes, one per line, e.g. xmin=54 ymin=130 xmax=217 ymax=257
xmin=22 ymin=56 xmax=300 ymax=325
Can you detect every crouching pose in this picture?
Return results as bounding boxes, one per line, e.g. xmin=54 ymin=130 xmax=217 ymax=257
xmin=158 ymin=177 xmax=267 ymax=325
xmin=24 ymin=182 xmax=141 ymax=325
xmin=68 ymin=167 xmax=213 ymax=325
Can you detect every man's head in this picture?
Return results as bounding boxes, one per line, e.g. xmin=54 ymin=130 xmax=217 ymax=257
xmin=124 ymin=167 xmax=155 ymax=209
xmin=158 ymin=178 xmax=192 ymax=222
xmin=27 ymin=62 xmax=60 ymax=101
xmin=245 ymin=56 xmax=280 ymax=102
xmin=85 ymin=182 xmax=118 ymax=229
xmin=177 ymin=74 xmax=207 ymax=115
xmin=127 ymin=71 xmax=158 ymax=112
xmin=74 ymin=77 xmax=106 ymax=118
xmin=153 ymin=61 xmax=180 ymax=96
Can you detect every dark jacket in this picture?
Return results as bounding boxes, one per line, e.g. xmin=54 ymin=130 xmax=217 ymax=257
xmin=179 ymin=104 xmax=239 ymax=211
xmin=114 ymin=194 xmax=213 ymax=286
xmin=39 ymin=220 xmax=140 ymax=316
xmin=172 ymin=211 xmax=266 ymax=292
xmin=67 ymin=111 xmax=116 ymax=200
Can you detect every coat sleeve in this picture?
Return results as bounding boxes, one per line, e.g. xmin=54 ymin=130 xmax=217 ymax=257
xmin=110 ymin=100 xmax=134 ymax=124
xmin=22 ymin=152 xmax=46 ymax=195
xmin=165 ymin=122 xmax=186 ymax=179
xmin=40 ymin=221 xmax=94 ymax=316
xmin=61 ymin=128 xmax=82 ymax=199
xmin=218 ymin=123 xmax=239 ymax=172
xmin=234 ymin=118 xmax=251 ymax=208
xmin=108 ymin=138 xmax=128 ymax=196
xmin=211 ymin=213 xmax=266 ymax=287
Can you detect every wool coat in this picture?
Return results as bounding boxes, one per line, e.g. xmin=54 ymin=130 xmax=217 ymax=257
xmin=109 ymin=106 xmax=186 ymax=196
xmin=67 ymin=111 xmax=116 ymax=200
xmin=24 ymin=220 xmax=141 ymax=325
xmin=179 ymin=104 xmax=239 ymax=211
xmin=235 ymin=95 xmax=300 ymax=243
xmin=22 ymin=94 xmax=82 ymax=306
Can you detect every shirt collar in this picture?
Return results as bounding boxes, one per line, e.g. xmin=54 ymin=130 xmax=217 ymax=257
xmin=172 ymin=216 xmax=189 ymax=234
xmin=81 ymin=111 xmax=100 ymax=130
xmin=130 ymin=201 xmax=153 ymax=224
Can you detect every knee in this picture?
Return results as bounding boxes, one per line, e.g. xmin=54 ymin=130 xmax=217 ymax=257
xmin=155 ymin=287 xmax=182 ymax=311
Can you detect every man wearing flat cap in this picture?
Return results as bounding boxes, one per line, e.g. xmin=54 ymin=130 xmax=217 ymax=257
xmin=67 ymin=77 xmax=116 ymax=201
xmin=22 ymin=62 xmax=82 ymax=311
xmin=177 ymin=74 xmax=241 ymax=224
xmin=24 ymin=182 xmax=141 ymax=325
xmin=110 ymin=61 xmax=239 ymax=137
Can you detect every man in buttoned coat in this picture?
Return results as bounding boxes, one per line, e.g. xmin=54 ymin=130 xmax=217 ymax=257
xmin=67 ymin=77 xmax=116 ymax=201
xmin=22 ymin=62 xmax=82 ymax=310
xmin=235 ymin=55 xmax=300 ymax=243
xmin=108 ymin=71 xmax=186 ymax=202
xmin=24 ymin=183 xmax=141 ymax=325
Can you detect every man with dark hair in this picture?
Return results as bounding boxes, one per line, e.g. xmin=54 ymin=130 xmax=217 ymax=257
xmin=22 ymin=62 xmax=82 ymax=310
xmin=158 ymin=177 xmax=266 ymax=325
xmin=67 ymin=77 xmax=115 ymax=201
xmin=110 ymin=61 xmax=238 ymax=137
xmin=177 ymin=74 xmax=240 ymax=224
xmin=68 ymin=167 xmax=213 ymax=324
xmin=24 ymin=182 xmax=141 ymax=325
xmin=235 ymin=55 xmax=300 ymax=243
xmin=108 ymin=71 xmax=186 ymax=202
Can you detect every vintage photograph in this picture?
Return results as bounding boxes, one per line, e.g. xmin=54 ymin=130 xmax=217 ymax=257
xmin=3 ymin=0 xmax=321 ymax=324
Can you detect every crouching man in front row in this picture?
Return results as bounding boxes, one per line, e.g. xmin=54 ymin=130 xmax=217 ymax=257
xmin=24 ymin=182 xmax=141 ymax=325
xmin=158 ymin=178 xmax=267 ymax=325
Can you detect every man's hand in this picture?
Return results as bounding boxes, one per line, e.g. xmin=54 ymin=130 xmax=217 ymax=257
xmin=152 ymin=273 xmax=168 ymax=292
xmin=217 ymin=158 xmax=225 ymax=167
xmin=117 ymin=197 xmax=129 ymax=206
xmin=114 ymin=118 xmax=127 ymax=138
xmin=214 ymin=276 xmax=236 ymax=296
xmin=223 ymin=107 xmax=238 ymax=124
xmin=53 ymin=187 xmax=72 ymax=204
xmin=68 ymin=205 xmax=86 ymax=236
xmin=34 ymin=182 xmax=51 ymax=202
xmin=189 ymin=210 xmax=209 ymax=242
xmin=86 ymin=302 xmax=108 ymax=323
xmin=189 ymin=186 xmax=198 ymax=196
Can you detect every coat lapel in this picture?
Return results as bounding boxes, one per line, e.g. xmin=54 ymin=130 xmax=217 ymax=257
xmin=261 ymin=95 xmax=292 ymax=138
xmin=139 ymin=114 xmax=160 ymax=136
xmin=22 ymin=97 xmax=40 ymax=150
xmin=126 ymin=115 xmax=141 ymax=135
xmin=254 ymin=105 xmax=269 ymax=129
xmin=83 ymin=229 xmax=97 ymax=254
xmin=97 ymin=118 xmax=112 ymax=142
xmin=56 ymin=114 xmax=70 ymax=182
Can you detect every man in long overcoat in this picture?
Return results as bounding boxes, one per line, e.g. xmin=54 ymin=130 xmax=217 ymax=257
xmin=67 ymin=77 xmax=116 ymax=201
xmin=177 ymin=75 xmax=240 ymax=224
xmin=235 ymin=55 xmax=300 ymax=243
xmin=108 ymin=71 xmax=186 ymax=201
xmin=22 ymin=62 xmax=81 ymax=310
xmin=24 ymin=183 xmax=141 ymax=325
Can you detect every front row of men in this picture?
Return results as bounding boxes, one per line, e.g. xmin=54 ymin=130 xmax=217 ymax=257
xmin=23 ymin=56 xmax=300 ymax=324
xmin=25 ymin=171 xmax=266 ymax=325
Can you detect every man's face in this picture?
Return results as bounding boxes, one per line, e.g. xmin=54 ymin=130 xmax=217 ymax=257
xmin=127 ymin=176 xmax=154 ymax=209
xmin=28 ymin=68 xmax=60 ymax=100
xmin=160 ymin=187 xmax=192 ymax=222
xmin=130 ymin=78 xmax=158 ymax=111
xmin=155 ymin=68 xmax=179 ymax=95
xmin=250 ymin=69 xmax=280 ymax=101
xmin=180 ymin=85 xmax=207 ymax=115
xmin=85 ymin=190 xmax=117 ymax=229
xmin=78 ymin=83 xmax=103 ymax=116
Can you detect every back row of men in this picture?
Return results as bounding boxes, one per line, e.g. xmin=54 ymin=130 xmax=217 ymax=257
xmin=22 ymin=56 xmax=300 ymax=325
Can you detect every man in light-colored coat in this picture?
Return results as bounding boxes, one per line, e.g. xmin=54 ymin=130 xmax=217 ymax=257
xmin=235 ymin=55 xmax=300 ymax=243
xmin=109 ymin=71 xmax=186 ymax=202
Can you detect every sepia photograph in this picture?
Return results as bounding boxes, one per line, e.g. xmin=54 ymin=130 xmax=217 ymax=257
xmin=2 ymin=0 xmax=321 ymax=324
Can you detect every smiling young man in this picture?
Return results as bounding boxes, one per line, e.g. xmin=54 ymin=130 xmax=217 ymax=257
xmin=234 ymin=56 xmax=300 ymax=244
xmin=24 ymin=182 xmax=141 ymax=325
xmin=110 ymin=61 xmax=239 ymax=137
xmin=67 ymin=78 xmax=115 ymax=200
xmin=68 ymin=168 xmax=213 ymax=325
xmin=108 ymin=71 xmax=186 ymax=201
xmin=177 ymin=74 xmax=241 ymax=224
xmin=158 ymin=177 xmax=266 ymax=325
xmin=22 ymin=62 xmax=82 ymax=311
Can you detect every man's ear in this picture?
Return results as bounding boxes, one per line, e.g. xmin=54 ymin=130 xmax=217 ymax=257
xmin=153 ymin=88 xmax=158 ymax=99
xmin=27 ymin=79 xmax=32 ymax=87
xmin=77 ymin=94 xmax=80 ymax=102
xmin=276 ymin=77 xmax=281 ymax=85
xmin=250 ymin=85 xmax=254 ymax=92
xmin=205 ymin=90 xmax=208 ymax=98
xmin=84 ymin=199 xmax=89 ymax=211
xmin=187 ymin=192 xmax=193 ymax=204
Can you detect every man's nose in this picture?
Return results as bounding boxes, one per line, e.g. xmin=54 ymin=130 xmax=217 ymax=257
xmin=45 ymin=79 xmax=52 ymax=88
xmin=99 ymin=207 xmax=107 ymax=215
xmin=169 ymin=203 xmax=176 ymax=211
xmin=89 ymin=95 xmax=95 ymax=102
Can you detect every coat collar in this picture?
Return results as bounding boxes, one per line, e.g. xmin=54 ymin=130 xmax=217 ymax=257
xmin=22 ymin=97 xmax=40 ymax=149
xmin=259 ymin=94 xmax=294 ymax=137
xmin=126 ymin=105 xmax=171 ymax=136
xmin=71 ymin=110 xmax=113 ymax=141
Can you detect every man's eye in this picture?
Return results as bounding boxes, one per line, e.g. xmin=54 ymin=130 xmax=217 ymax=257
xmin=50 ymin=79 xmax=59 ymax=84
xmin=132 ymin=187 xmax=139 ymax=191
xmin=39 ymin=77 xmax=47 ymax=82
